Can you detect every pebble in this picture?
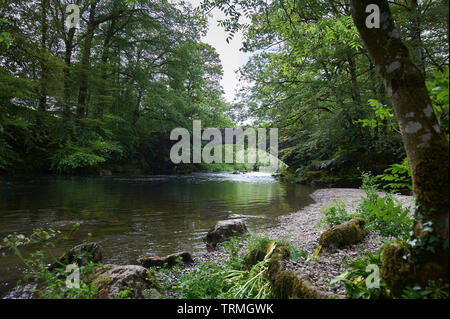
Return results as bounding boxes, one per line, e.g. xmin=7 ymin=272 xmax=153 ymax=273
xmin=159 ymin=188 xmax=413 ymax=298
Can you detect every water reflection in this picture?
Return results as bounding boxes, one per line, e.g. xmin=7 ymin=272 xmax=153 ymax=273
xmin=0 ymin=172 xmax=315 ymax=296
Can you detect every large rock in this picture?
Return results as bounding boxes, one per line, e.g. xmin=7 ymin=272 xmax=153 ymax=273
xmin=205 ymin=219 xmax=248 ymax=248
xmin=137 ymin=251 xmax=193 ymax=268
xmin=265 ymin=245 xmax=336 ymax=299
xmin=48 ymin=242 xmax=103 ymax=271
xmin=319 ymin=218 xmax=366 ymax=249
xmin=92 ymin=264 xmax=160 ymax=299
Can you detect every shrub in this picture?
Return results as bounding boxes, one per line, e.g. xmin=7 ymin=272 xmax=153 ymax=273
xmin=0 ymin=225 xmax=100 ymax=299
xmin=316 ymin=199 xmax=352 ymax=228
xmin=174 ymin=261 xmax=230 ymax=298
xmin=356 ymin=172 xmax=413 ymax=240
xmin=174 ymin=236 xmax=289 ymax=299
xmin=375 ymin=158 xmax=412 ymax=192
xmin=331 ymin=248 xmax=390 ymax=299
xmin=402 ymin=280 xmax=449 ymax=299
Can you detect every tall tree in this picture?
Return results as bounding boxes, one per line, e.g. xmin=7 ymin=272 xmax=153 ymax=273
xmin=350 ymin=0 xmax=448 ymax=295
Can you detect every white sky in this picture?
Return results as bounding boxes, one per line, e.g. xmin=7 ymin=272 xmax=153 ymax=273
xmin=187 ymin=0 xmax=251 ymax=103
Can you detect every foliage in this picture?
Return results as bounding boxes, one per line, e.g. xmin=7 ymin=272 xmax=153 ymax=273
xmin=426 ymin=67 xmax=449 ymax=137
xmin=0 ymin=0 xmax=232 ymax=175
xmin=330 ymin=249 xmax=390 ymax=299
xmin=219 ymin=243 xmax=275 ymax=299
xmin=176 ymin=237 xmax=275 ymax=299
xmin=316 ymin=199 xmax=352 ymax=228
xmin=358 ymin=99 xmax=395 ymax=129
xmin=306 ymin=245 xmax=322 ymax=262
xmin=405 ymin=217 xmax=449 ymax=262
xmin=174 ymin=261 xmax=230 ymax=298
xmin=116 ymin=281 xmax=134 ymax=299
xmin=273 ymin=237 xmax=308 ymax=261
xmin=175 ymin=236 xmax=304 ymax=299
xmin=375 ymin=157 xmax=412 ymax=191
xmin=0 ymin=225 xmax=100 ymax=299
xmin=402 ymin=280 xmax=449 ymax=299
xmin=50 ymin=139 xmax=123 ymax=174
xmin=356 ymin=173 xmax=413 ymax=240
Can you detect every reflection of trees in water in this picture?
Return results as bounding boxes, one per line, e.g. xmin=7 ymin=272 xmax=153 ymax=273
xmin=0 ymin=174 xmax=316 ymax=294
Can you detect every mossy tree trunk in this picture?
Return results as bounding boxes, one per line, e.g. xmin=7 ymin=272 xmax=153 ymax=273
xmin=350 ymin=0 xmax=449 ymax=293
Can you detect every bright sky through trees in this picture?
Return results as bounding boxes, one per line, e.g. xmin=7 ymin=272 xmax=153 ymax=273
xmin=187 ymin=0 xmax=251 ymax=102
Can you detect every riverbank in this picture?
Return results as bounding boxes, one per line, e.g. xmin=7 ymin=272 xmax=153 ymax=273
xmin=158 ymin=188 xmax=414 ymax=298
xmin=2 ymin=186 xmax=414 ymax=299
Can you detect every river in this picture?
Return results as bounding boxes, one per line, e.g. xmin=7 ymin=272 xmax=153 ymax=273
xmin=0 ymin=172 xmax=315 ymax=296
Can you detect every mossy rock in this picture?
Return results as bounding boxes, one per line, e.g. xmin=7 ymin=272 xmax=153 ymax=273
xmin=243 ymin=243 xmax=272 ymax=269
xmin=270 ymin=270 xmax=320 ymax=299
xmin=48 ymin=242 xmax=103 ymax=271
xmin=205 ymin=219 xmax=248 ymax=248
xmin=319 ymin=218 xmax=367 ymax=249
xmin=265 ymin=246 xmax=332 ymax=299
xmin=380 ymin=242 xmax=413 ymax=297
xmin=91 ymin=264 xmax=160 ymax=299
xmin=381 ymin=241 xmax=449 ymax=297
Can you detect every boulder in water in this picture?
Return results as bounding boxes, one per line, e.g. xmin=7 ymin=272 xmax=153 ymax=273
xmin=205 ymin=219 xmax=248 ymax=248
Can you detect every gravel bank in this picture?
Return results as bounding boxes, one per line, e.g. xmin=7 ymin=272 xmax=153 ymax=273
xmin=258 ymin=188 xmax=413 ymax=295
xmin=161 ymin=188 xmax=414 ymax=298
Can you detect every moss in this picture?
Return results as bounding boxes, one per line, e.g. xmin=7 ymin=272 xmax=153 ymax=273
xmin=319 ymin=218 xmax=366 ymax=249
xmin=412 ymin=138 xmax=449 ymax=240
xmin=264 ymin=245 xmax=326 ymax=299
xmin=382 ymin=241 xmax=449 ymax=297
xmin=292 ymin=277 xmax=318 ymax=299
xmin=381 ymin=242 xmax=414 ymax=297
xmin=269 ymin=267 xmax=320 ymax=299
xmin=274 ymin=245 xmax=290 ymax=259
xmin=408 ymin=139 xmax=449 ymax=287
xmin=243 ymin=241 xmax=272 ymax=269
xmin=271 ymin=270 xmax=295 ymax=299
xmin=266 ymin=245 xmax=290 ymax=280
xmin=145 ymin=269 xmax=161 ymax=292
xmin=413 ymin=139 xmax=449 ymax=213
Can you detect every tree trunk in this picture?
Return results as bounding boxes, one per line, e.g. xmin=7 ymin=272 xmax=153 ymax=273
xmin=96 ymin=19 xmax=117 ymax=119
xmin=39 ymin=0 xmax=49 ymax=112
xmin=63 ymin=27 xmax=76 ymax=114
xmin=409 ymin=0 xmax=425 ymax=75
xmin=350 ymin=0 xmax=449 ymax=295
xmin=77 ymin=2 xmax=97 ymax=118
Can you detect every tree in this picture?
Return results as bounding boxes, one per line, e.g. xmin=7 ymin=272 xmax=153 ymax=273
xmin=199 ymin=0 xmax=449 ymax=295
xmin=350 ymin=0 xmax=448 ymax=295
xmin=0 ymin=0 xmax=230 ymax=174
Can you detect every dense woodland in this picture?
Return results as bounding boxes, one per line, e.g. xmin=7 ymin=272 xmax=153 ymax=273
xmin=0 ymin=0 xmax=233 ymax=174
xmin=228 ymin=0 xmax=449 ymax=186
xmin=0 ymin=0 xmax=449 ymax=300
xmin=0 ymin=0 xmax=448 ymax=186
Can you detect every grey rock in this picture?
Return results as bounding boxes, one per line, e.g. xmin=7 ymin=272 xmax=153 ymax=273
xmin=205 ymin=219 xmax=248 ymax=248
xmin=92 ymin=264 xmax=159 ymax=299
xmin=48 ymin=242 xmax=103 ymax=271
xmin=138 ymin=251 xmax=193 ymax=268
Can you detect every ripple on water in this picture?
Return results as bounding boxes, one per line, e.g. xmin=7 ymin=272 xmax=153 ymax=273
xmin=0 ymin=172 xmax=315 ymax=297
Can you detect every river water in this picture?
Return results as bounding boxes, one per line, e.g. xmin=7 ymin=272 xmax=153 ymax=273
xmin=0 ymin=172 xmax=315 ymax=296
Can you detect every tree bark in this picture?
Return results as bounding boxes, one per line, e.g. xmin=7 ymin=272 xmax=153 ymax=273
xmin=63 ymin=27 xmax=76 ymax=113
xmin=76 ymin=2 xmax=127 ymax=118
xmin=350 ymin=0 xmax=449 ymax=294
xmin=39 ymin=0 xmax=49 ymax=112
xmin=77 ymin=2 xmax=97 ymax=118
xmin=409 ymin=0 xmax=425 ymax=75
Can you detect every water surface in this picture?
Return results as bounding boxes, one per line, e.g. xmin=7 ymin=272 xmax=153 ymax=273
xmin=0 ymin=172 xmax=315 ymax=296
